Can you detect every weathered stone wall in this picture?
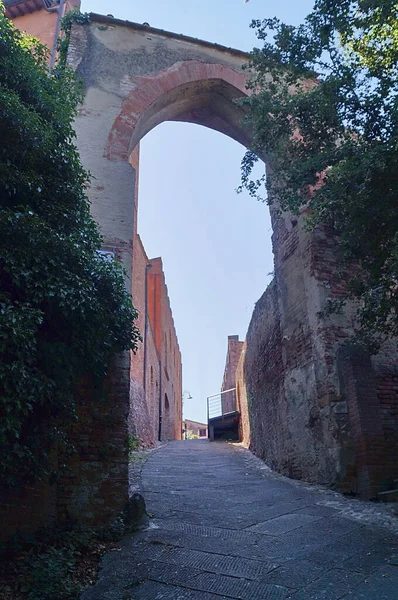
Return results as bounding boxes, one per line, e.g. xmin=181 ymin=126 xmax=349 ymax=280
xmin=241 ymin=203 xmax=398 ymax=495
xmin=242 ymin=204 xmax=358 ymax=488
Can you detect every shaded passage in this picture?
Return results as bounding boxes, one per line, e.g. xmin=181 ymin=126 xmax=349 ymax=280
xmin=82 ymin=441 xmax=398 ymax=599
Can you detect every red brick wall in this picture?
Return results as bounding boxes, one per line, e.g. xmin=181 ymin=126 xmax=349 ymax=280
xmin=130 ymin=234 xmax=146 ymax=385
xmin=221 ymin=335 xmax=243 ymax=414
xmin=128 ymin=144 xmax=182 ymax=446
xmin=148 ymin=258 xmax=182 ymax=441
xmin=235 ymin=342 xmax=250 ymax=447
xmin=145 ymin=324 xmax=161 ymax=441
xmin=128 ymin=234 xmax=182 ymax=446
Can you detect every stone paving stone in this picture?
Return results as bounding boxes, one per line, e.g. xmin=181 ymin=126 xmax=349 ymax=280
xmin=286 ymin=568 xmax=366 ymax=599
xmin=148 ymin=546 xmax=277 ymax=580
xmin=131 ymin=581 xmax=223 ymax=600
xmin=190 ymin=572 xmax=291 ymax=599
xmin=81 ymin=442 xmax=398 ymax=600
xmin=341 ymin=564 xmax=398 ymax=599
xmin=342 ymin=541 xmax=398 ymax=573
xmin=134 ymin=561 xmax=202 ymax=587
xmin=157 ymin=521 xmax=263 ymax=543
xmin=306 ymin=526 xmax=389 ymax=567
xmin=239 ymin=529 xmax=331 ymax=562
xmin=291 ymin=505 xmax=342 ymax=517
xmin=240 ymin=498 xmax=317 ymax=525
xmin=247 ymin=513 xmax=324 ymax=535
xmin=153 ymin=510 xmax=247 ymax=528
xmin=142 ymin=528 xmax=264 ymax=558
xmin=302 ymin=515 xmax=362 ymax=537
xmin=261 ymin=559 xmax=329 ymax=588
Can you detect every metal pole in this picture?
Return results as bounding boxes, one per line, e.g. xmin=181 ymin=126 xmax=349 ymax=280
xmin=49 ymin=0 xmax=66 ymax=71
xmin=206 ymin=396 xmax=210 ymax=438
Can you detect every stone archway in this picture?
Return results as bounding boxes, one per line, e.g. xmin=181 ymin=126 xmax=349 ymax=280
xmin=61 ymin=16 xmax=260 ymax=523
xmin=62 ymin=13 xmax=398 ymax=525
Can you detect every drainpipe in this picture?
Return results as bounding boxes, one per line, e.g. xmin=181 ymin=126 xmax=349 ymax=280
xmin=143 ymin=263 xmax=152 ymax=391
xmin=43 ymin=0 xmax=66 ymax=71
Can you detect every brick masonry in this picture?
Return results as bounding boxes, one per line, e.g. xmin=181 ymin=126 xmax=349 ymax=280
xmin=221 ymin=335 xmax=244 ymax=414
xmin=237 ymin=204 xmax=398 ymax=497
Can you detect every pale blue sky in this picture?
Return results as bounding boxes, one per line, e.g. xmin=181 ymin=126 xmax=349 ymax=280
xmin=82 ymin=0 xmax=314 ymax=423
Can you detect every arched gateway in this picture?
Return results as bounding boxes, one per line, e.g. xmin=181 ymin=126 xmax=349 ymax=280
xmin=65 ymin=14 xmax=398 ymax=518
xmin=3 ymin=12 xmax=398 ymax=539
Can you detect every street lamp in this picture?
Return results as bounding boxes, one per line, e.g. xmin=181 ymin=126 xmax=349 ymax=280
xmin=182 ymin=390 xmax=193 ymax=440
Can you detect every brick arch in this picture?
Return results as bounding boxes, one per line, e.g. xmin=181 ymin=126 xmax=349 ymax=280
xmin=106 ymin=60 xmax=251 ymax=161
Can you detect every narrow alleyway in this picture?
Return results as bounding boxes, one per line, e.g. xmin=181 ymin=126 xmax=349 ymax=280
xmin=82 ymin=441 xmax=398 ymax=600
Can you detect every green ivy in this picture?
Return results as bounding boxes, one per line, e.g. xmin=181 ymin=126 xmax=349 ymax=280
xmin=0 ymin=3 xmax=141 ymax=487
xmin=58 ymin=8 xmax=90 ymax=67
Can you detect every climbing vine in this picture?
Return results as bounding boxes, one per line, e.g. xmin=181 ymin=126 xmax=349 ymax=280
xmin=0 ymin=3 xmax=141 ymax=487
xmin=58 ymin=8 xmax=90 ymax=67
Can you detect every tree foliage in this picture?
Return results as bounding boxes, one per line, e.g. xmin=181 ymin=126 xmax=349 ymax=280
xmin=241 ymin=0 xmax=398 ymax=344
xmin=0 ymin=4 xmax=141 ymax=486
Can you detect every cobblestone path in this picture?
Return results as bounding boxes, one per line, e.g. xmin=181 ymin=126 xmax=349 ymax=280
xmin=82 ymin=441 xmax=398 ymax=599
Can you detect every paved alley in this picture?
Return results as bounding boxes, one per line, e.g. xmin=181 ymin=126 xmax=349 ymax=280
xmin=82 ymin=441 xmax=398 ymax=600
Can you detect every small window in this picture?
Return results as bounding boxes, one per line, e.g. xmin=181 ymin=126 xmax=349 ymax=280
xmin=199 ymin=429 xmax=206 ymax=437
xmin=150 ymin=366 xmax=154 ymax=384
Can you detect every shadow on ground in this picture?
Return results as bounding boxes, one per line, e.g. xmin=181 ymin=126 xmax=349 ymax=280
xmin=81 ymin=440 xmax=398 ymax=600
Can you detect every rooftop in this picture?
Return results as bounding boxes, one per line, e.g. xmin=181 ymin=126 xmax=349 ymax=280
xmin=4 ymin=0 xmax=58 ymax=18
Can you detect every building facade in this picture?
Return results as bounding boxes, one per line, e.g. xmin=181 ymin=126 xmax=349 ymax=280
xmin=183 ymin=420 xmax=208 ymax=439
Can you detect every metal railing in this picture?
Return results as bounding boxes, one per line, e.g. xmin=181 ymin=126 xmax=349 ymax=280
xmin=207 ymin=387 xmax=237 ymax=422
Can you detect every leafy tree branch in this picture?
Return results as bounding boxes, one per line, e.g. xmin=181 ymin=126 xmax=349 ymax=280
xmin=241 ymin=0 xmax=398 ymax=344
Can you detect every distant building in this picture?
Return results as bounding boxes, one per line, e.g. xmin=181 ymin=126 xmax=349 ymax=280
xmin=183 ymin=420 xmax=208 ymax=439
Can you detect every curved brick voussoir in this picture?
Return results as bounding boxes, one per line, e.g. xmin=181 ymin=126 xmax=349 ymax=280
xmin=106 ymin=60 xmax=249 ymax=161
